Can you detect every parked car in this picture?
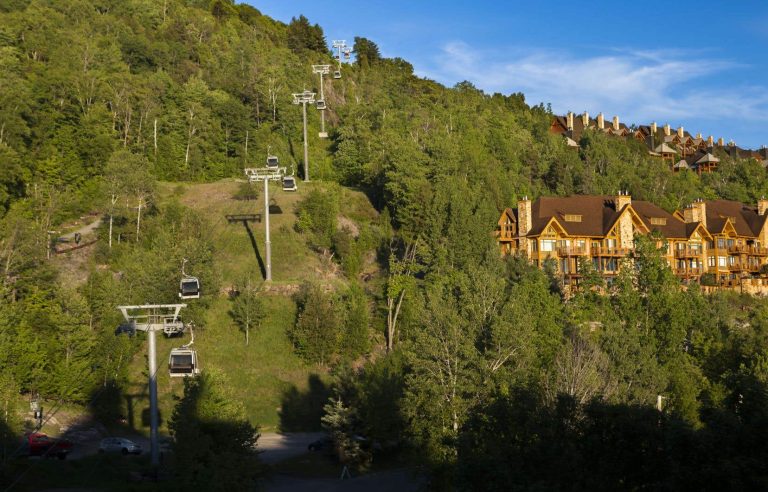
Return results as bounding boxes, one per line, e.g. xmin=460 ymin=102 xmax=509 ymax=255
xmin=98 ymin=437 xmax=142 ymax=455
xmin=27 ymin=432 xmax=73 ymax=460
xmin=307 ymin=436 xmax=333 ymax=452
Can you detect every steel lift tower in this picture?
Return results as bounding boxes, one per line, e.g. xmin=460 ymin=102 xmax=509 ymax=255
xmin=292 ymin=90 xmax=316 ymax=181
xmin=116 ymin=304 xmax=186 ymax=467
xmin=312 ymin=65 xmax=331 ymax=138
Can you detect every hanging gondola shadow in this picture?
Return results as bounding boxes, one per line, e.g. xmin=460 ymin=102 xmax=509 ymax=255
xmin=268 ymin=198 xmax=282 ymax=215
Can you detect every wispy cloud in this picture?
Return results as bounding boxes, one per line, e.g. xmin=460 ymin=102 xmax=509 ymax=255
xmin=419 ymin=42 xmax=768 ymax=126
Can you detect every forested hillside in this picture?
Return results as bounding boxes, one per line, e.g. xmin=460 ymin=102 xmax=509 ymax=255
xmin=2 ymin=0 xmax=768 ymax=490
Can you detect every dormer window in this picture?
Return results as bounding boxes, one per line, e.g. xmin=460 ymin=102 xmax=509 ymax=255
xmin=564 ymin=214 xmax=582 ymax=222
xmin=650 ymin=217 xmax=667 ymax=225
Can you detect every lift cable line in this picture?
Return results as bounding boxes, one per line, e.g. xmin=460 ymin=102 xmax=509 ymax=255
xmin=116 ymin=304 xmax=187 ymax=467
xmin=312 ymin=65 xmax=331 ymax=138
xmin=292 ymin=90 xmax=316 ymax=182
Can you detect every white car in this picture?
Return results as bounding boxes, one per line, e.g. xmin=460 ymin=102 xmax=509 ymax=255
xmin=98 ymin=437 xmax=142 ymax=455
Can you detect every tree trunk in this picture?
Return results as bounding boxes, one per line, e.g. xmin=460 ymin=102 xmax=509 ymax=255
xmin=153 ymin=118 xmax=158 ymax=155
xmin=108 ymin=213 xmax=113 ymax=249
xmin=136 ymin=199 xmax=142 ymax=242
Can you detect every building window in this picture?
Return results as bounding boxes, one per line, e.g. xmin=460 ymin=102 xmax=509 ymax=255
xmin=717 ymin=238 xmax=726 ymax=249
xmin=605 ymin=238 xmax=617 ymax=249
xmin=650 ymin=217 xmax=667 ymax=225
xmin=541 ymin=240 xmax=555 ymax=252
xmin=559 ymin=259 xmax=569 ymax=273
xmin=718 ymin=256 xmax=727 ymax=267
xmin=564 ymin=214 xmax=582 ymax=222
xmin=708 ymin=256 xmax=715 ymax=267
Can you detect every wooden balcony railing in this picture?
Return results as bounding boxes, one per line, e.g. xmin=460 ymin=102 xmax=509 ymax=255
xmin=674 ymin=248 xmax=703 ymax=258
xmin=556 ymin=246 xmax=588 ymax=256
xmin=728 ymin=245 xmax=768 ymax=256
xmin=591 ymin=247 xmax=630 ymax=257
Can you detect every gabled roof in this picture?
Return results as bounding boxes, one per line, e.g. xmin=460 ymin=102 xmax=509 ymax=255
xmin=696 ymin=153 xmax=720 ymax=164
xmin=673 ymin=159 xmax=690 ymax=170
xmin=632 ymin=201 xmax=687 ymax=238
xmin=497 ymin=208 xmax=516 ymax=226
xmin=704 ymin=200 xmax=768 ymax=237
xmin=654 ymin=143 xmax=678 ymax=154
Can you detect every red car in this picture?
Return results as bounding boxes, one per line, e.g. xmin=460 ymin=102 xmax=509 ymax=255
xmin=27 ymin=432 xmax=73 ymax=460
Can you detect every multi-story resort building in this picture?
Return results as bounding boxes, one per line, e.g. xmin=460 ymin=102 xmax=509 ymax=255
xmin=549 ymin=111 xmax=768 ymax=174
xmin=497 ymin=193 xmax=768 ymax=293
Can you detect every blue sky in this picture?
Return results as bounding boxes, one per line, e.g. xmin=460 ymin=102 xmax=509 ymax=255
xmin=250 ymin=1 xmax=768 ymax=149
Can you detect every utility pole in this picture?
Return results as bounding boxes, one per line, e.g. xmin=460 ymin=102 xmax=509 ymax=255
xmin=116 ymin=304 xmax=186 ymax=468
xmin=244 ymin=161 xmax=286 ymax=282
xmin=292 ymin=91 xmax=316 ymax=182
xmin=312 ymin=65 xmax=330 ymax=138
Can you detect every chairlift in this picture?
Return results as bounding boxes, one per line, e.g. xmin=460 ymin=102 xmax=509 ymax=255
xmin=316 ymin=99 xmax=326 ymax=110
xmin=333 ymin=70 xmax=341 ymax=79
xmin=282 ymin=176 xmax=297 ymax=192
xmin=169 ymin=326 xmax=199 ymax=377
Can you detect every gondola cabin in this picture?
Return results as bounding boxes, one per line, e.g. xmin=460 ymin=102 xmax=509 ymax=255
xmin=282 ymin=176 xmax=297 ymax=192
xmin=316 ymin=99 xmax=326 ymax=110
xmin=169 ymin=348 xmax=199 ymax=377
xmin=266 ymin=155 xmax=279 ymax=168
xmin=333 ymin=70 xmax=341 ymax=79
xmin=179 ymin=277 xmax=200 ymax=300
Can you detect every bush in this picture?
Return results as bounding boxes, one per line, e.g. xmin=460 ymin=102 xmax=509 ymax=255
xmin=290 ymin=282 xmax=341 ymax=364
xmin=295 ymin=186 xmax=339 ymax=250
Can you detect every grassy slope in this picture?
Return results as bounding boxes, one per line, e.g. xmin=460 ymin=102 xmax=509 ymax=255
xmin=117 ymin=180 xmax=377 ymax=434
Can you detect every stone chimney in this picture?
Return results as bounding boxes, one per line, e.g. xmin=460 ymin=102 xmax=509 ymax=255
xmin=717 ymin=137 xmax=724 ymax=146
xmin=683 ymin=199 xmax=707 ymax=228
xmin=613 ymin=115 xmax=620 ymax=131
xmin=518 ymin=196 xmax=533 ymax=257
xmin=708 ymin=135 xmax=714 ymax=147
xmin=597 ymin=112 xmax=605 ymax=129
xmin=759 ymin=196 xmax=768 ymax=216
xmin=677 ymin=126 xmax=684 ymax=138
xmin=518 ymin=196 xmax=532 ymax=237
xmin=566 ymin=111 xmax=574 ymax=131
xmin=728 ymin=139 xmax=736 ymax=147
xmin=615 ymin=190 xmax=631 ymax=210
xmin=582 ymin=111 xmax=589 ymax=127
xmin=615 ymin=191 xmax=633 ymax=248
xmin=650 ymin=121 xmax=657 ymax=134
xmin=664 ymin=123 xmax=671 ymax=136
xmin=696 ymin=132 xmax=702 ymax=139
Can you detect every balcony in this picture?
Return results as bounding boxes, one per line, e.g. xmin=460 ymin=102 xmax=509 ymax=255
xmin=557 ymin=246 xmax=588 ymax=256
xmin=675 ymin=267 xmax=703 ymax=277
xmin=591 ymin=247 xmax=630 ymax=257
xmin=497 ymin=229 xmax=516 ymax=241
xmin=674 ymin=248 xmax=703 ymax=259
xmin=728 ymin=245 xmax=768 ymax=256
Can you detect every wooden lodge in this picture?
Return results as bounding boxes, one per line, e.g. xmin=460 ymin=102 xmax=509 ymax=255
xmin=497 ymin=193 xmax=768 ymax=292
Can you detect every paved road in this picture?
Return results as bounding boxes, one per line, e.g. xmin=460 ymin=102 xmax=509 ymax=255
xmin=258 ymin=432 xmax=325 ymax=464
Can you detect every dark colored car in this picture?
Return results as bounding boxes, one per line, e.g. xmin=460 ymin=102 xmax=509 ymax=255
xmin=307 ymin=437 xmax=333 ymax=452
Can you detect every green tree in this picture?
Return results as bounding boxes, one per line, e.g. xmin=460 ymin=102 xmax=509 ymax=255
xmin=229 ymin=278 xmax=265 ymax=346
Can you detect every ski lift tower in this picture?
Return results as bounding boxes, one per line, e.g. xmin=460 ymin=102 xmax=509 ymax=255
xmin=116 ymin=303 xmax=186 ymax=467
xmin=332 ymin=40 xmax=347 ymax=77
xmin=312 ymin=65 xmax=331 ymax=138
xmin=244 ymin=161 xmax=286 ymax=282
xmin=292 ymin=90 xmax=316 ymax=182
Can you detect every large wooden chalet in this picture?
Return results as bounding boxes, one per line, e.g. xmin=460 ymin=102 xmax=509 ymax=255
xmin=497 ymin=194 xmax=768 ymax=291
xmin=550 ymin=111 xmax=768 ymax=174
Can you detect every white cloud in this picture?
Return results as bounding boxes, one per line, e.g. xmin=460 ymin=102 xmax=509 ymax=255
xmin=419 ymin=42 xmax=768 ymax=127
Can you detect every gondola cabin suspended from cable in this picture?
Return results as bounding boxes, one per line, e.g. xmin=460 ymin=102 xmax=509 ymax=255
xmin=333 ymin=70 xmax=341 ymax=79
xmin=282 ymin=176 xmax=297 ymax=192
xmin=179 ymin=277 xmax=200 ymax=300
xmin=168 ymin=348 xmax=199 ymax=377
xmin=316 ymin=99 xmax=326 ymax=110
xmin=344 ymin=49 xmax=351 ymax=60
xmin=266 ymin=155 xmax=279 ymax=168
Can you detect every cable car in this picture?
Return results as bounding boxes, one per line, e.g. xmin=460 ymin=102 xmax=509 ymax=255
xmin=179 ymin=277 xmax=200 ymax=300
xmin=168 ymin=348 xmax=199 ymax=377
xmin=333 ymin=70 xmax=341 ymax=79
xmin=343 ymin=49 xmax=351 ymax=60
xmin=266 ymin=155 xmax=279 ymax=168
xmin=282 ymin=176 xmax=297 ymax=192
xmin=316 ymin=99 xmax=326 ymax=110
xmin=163 ymin=315 xmax=186 ymax=336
